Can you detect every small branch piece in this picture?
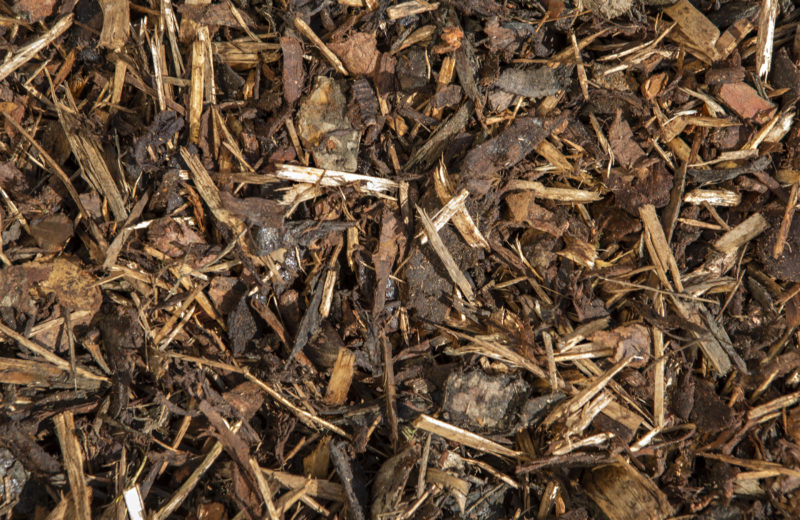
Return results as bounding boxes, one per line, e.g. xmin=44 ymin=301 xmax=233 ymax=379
xmin=0 ymin=15 xmax=73 ymax=82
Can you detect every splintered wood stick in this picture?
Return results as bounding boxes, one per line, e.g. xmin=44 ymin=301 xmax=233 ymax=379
xmin=417 ymin=189 xmax=469 ymax=244
xmin=54 ymin=412 xmax=92 ymax=520
xmin=506 ymin=180 xmax=601 ymax=203
xmin=188 ymin=27 xmax=207 ymax=144
xmin=0 ymin=15 xmax=73 ymax=82
xmin=276 ymin=163 xmax=399 ymax=192
xmin=755 ymin=0 xmax=778 ymax=79
xmin=417 ymin=205 xmax=475 ymax=300
xmin=412 ymin=414 xmax=523 ymax=458
xmin=432 ymin=162 xmax=490 ymax=249
xmin=324 ymin=348 xmax=356 ymax=406
xmin=151 ymin=422 xmax=241 ymax=520
xmin=542 ymin=357 xmax=634 ymax=428
xmin=0 ymin=321 xmax=108 ymax=382
xmin=714 ymin=213 xmax=769 ymax=253
xmin=639 ymin=204 xmax=683 ymax=292
xmin=773 ymin=183 xmax=798 ymax=259
xmin=293 ymin=16 xmax=349 ymax=76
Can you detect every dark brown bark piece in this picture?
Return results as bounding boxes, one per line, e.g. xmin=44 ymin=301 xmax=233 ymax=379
xmin=405 ymin=101 xmax=472 ymax=172
xmin=493 ymin=66 xmax=573 ymax=99
xmin=605 ymin=114 xmax=672 ymax=212
xmin=330 ymin=440 xmax=368 ymax=520
xmin=443 ymin=369 xmax=530 ymax=432
xmin=757 ymin=212 xmax=800 ymax=282
xmin=227 ymin=295 xmax=259 ymax=356
xmin=460 ymin=115 xmax=565 ymax=195
xmin=29 ymin=214 xmax=73 ymax=252
xmin=373 ymin=205 xmax=402 ymax=317
xmin=690 ymin=378 xmax=735 ymax=433
xmin=371 ymin=445 xmax=417 ymax=520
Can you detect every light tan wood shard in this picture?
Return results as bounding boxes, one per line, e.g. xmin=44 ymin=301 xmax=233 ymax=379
xmin=188 ymin=26 xmax=207 ymax=144
xmin=54 ymin=412 xmax=92 ymax=520
xmin=417 ymin=206 xmax=475 ymax=301
xmin=212 ymin=41 xmax=280 ymax=69
xmin=664 ymin=0 xmax=720 ymax=63
xmin=535 ymin=139 xmax=573 ymax=172
xmin=584 ymin=456 xmax=673 ymax=520
xmin=276 ymin=163 xmax=399 ymax=193
xmin=293 ymin=16 xmax=349 ymax=76
xmin=716 ymin=17 xmax=755 ymax=60
xmin=417 ymin=189 xmax=469 ymax=245
xmin=542 ymin=357 xmax=633 ymax=428
xmin=684 ymin=189 xmax=741 ymax=207
xmin=755 ymin=0 xmax=779 ymax=79
xmin=324 ymin=349 xmax=355 ymax=406
xmin=639 ymin=204 xmax=683 ymax=292
xmin=701 ymin=452 xmax=800 ymax=479
xmin=386 ymin=1 xmax=439 ymax=20
xmin=261 ymin=468 xmax=345 ymax=502
xmin=0 ymin=357 xmax=102 ymax=390
xmin=98 ymin=0 xmax=129 ymax=50
xmin=0 ymin=14 xmax=73 ymax=82
xmin=412 ymin=414 xmax=523 ymax=458
xmin=714 ymin=213 xmax=769 ymax=253
xmin=507 ymin=180 xmax=602 ymax=203
xmin=432 ymin=162 xmax=489 ymax=249
xmin=249 ymin=458 xmax=279 ymax=520
xmin=338 ymin=0 xmax=377 ymax=7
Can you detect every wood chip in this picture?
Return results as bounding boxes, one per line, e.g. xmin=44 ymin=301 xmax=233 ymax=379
xmin=714 ymin=213 xmax=769 ymax=253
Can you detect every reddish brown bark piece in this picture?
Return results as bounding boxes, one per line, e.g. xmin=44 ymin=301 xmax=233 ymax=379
xmin=29 ymin=214 xmax=73 ymax=252
xmin=13 ymin=0 xmax=57 ymax=23
xmin=208 ymin=277 xmax=247 ymax=315
xmin=372 ymin=206 xmax=403 ymax=317
xmin=589 ymin=324 xmax=651 ymax=368
xmin=607 ymin=112 xmax=673 ymax=212
xmin=505 ymin=191 xmax=568 ymax=237
xmin=608 ymin=113 xmax=646 ymax=170
xmin=281 ymin=36 xmax=305 ymax=104
xmin=717 ymin=82 xmax=776 ymax=124
xmin=329 ymin=32 xmax=380 ymax=76
xmin=0 ymin=258 xmax=101 ymax=318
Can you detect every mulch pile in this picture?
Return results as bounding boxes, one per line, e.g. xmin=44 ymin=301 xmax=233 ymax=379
xmin=2 ymin=0 xmax=800 ymax=518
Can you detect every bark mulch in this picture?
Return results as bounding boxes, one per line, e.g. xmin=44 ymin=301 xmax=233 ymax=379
xmin=2 ymin=0 xmax=800 ymax=519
